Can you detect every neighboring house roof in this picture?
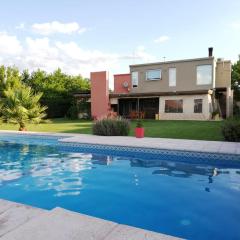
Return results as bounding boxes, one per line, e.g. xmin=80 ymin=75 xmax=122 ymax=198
xmin=73 ymin=93 xmax=91 ymax=98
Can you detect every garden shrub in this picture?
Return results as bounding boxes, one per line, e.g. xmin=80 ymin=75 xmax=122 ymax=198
xmin=66 ymin=101 xmax=79 ymax=120
xmin=222 ymin=118 xmax=240 ymax=142
xmin=233 ymin=103 xmax=240 ymax=117
xmin=92 ymin=117 xmax=130 ymax=136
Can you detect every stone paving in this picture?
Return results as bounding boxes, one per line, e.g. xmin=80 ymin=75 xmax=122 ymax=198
xmin=59 ymin=134 xmax=240 ymax=155
xmin=0 ymin=199 xmax=180 ymax=240
xmin=0 ymin=130 xmax=239 ymax=155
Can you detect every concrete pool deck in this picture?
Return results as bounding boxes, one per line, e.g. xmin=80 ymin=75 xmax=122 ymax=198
xmin=0 ymin=199 xmax=180 ymax=240
xmin=59 ymin=134 xmax=240 ymax=155
xmin=0 ymin=130 xmax=240 ymax=155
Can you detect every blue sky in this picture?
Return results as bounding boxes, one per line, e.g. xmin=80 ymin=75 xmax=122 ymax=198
xmin=0 ymin=0 xmax=240 ymax=80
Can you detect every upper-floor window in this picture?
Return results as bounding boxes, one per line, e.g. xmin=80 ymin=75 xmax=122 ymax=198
xmin=131 ymin=71 xmax=138 ymax=88
xmin=146 ymin=69 xmax=161 ymax=81
xmin=194 ymin=99 xmax=203 ymax=113
xmin=169 ymin=68 xmax=176 ymax=87
xmin=197 ymin=65 xmax=212 ymax=85
xmin=165 ymin=99 xmax=183 ymax=113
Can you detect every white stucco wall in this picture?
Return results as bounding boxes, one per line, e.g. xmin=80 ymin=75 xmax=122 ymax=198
xmin=159 ymin=94 xmax=211 ymax=120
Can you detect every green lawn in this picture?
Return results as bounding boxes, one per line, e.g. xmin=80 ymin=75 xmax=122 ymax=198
xmin=0 ymin=119 xmax=224 ymax=141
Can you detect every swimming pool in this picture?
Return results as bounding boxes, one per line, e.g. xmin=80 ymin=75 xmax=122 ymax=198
xmin=0 ymin=134 xmax=240 ymax=239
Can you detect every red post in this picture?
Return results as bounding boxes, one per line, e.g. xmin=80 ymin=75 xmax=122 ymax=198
xmin=90 ymin=71 xmax=109 ymax=119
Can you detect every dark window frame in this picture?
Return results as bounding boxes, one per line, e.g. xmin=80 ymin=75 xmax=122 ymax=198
xmin=165 ymin=99 xmax=183 ymax=113
xmin=194 ymin=99 xmax=203 ymax=113
xmin=146 ymin=69 xmax=162 ymax=81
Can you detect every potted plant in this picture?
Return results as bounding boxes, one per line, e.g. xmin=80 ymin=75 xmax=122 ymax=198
xmin=135 ymin=120 xmax=144 ymax=138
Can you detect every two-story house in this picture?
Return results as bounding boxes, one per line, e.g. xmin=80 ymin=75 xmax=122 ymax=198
xmin=75 ymin=48 xmax=233 ymax=120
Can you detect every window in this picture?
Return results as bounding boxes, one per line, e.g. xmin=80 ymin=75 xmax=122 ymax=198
xmin=194 ymin=99 xmax=203 ymax=113
xmin=197 ymin=65 xmax=212 ymax=85
xmin=169 ymin=68 xmax=176 ymax=87
xmin=146 ymin=69 xmax=161 ymax=81
xmin=165 ymin=100 xmax=183 ymax=113
xmin=131 ymin=72 xmax=138 ymax=87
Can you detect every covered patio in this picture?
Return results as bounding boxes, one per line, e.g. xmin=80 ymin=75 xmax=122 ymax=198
xmin=117 ymin=97 xmax=159 ymax=119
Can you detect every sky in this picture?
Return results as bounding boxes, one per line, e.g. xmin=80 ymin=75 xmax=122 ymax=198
xmin=0 ymin=0 xmax=240 ymax=84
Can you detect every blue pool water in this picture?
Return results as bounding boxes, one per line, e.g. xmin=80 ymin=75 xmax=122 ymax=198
xmin=0 ymin=134 xmax=240 ymax=239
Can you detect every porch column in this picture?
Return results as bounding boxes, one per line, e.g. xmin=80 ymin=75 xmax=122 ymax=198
xmin=137 ymin=98 xmax=140 ymax=119
xmin=117 ymin=98 xmax=119 ymax=115
xmin=226 ymin=87 xmax=233 ymax=118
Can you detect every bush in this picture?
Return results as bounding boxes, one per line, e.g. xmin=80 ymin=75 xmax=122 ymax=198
xmin=66 ymin=101 xmax=79 ymax=120
xmin=136 ymin=120 xmax=143 ymax=128
xmin=92 ymin=117 xmax=130 ymax=136
xmin=41 ymin=95 xmax=71 ymax=118
xmin=222 ymin=118 xmax=240 ymax=142
xmin=233 ymin=103 xmax=240 ymax=117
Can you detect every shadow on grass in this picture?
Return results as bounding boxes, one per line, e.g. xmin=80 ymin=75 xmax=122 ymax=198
xmin=60 ymin=127 xmax=92 ymax=134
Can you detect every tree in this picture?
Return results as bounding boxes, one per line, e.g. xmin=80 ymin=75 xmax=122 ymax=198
xmin=0 ymin=65 xmax=90 ymax=119
xmin=0 ymin=85 xmax=47 ymax=131
xmin=232 ymin=56 xmax=240 ymax=101
xmin=22 ymin=68 xmax=90 ymax=118
xmin=0 ymin=65 xmax=22 ymax=94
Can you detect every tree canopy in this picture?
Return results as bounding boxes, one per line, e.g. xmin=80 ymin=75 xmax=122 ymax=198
xmin=0 ymin=65 xmax=90 ymax=118
xmin=1 ymin=85 xmax=47 ymax=131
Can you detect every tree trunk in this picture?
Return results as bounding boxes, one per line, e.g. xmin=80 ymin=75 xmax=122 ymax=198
xmin=19 ymin=122 xmax=27 ymax=131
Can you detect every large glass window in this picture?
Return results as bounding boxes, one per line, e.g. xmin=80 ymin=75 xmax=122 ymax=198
xmin=194 ymin=99 xmax=203 ymax=113
xmin=146 ymin=69 xmax=161 ymax=81
xmin=131 ymin=72 xmax=138 ymax=88
xmin=197 ymin=65 xmax=212 ymax=85
xmin=169 ymin=68 xmax=176 ymax=87
xmin=165 ymin=100 xmax=183 ymax=113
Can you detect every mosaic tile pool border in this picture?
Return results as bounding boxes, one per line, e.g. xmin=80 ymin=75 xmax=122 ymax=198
xmin=58 ymin=142 xmax=240 ymax=167
xmin=1 ymin=132 xmax=240 ymax=167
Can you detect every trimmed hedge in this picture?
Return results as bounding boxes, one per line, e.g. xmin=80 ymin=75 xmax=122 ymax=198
xmin=92 ymin=118 xmax=130 ymax=136
xmin=222 ymin=118 xmax=240 ymax=142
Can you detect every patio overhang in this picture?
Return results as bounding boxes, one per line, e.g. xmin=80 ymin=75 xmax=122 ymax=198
xmin=109 ymin=90 xmax=210 ymax=98
xmin=73 ymin=93 xmax=91 ymax=98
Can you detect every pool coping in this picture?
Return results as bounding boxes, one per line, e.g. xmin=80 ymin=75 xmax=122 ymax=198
xmin=1 ymin=130 xmax=239 ymax=155
xmin=0 ymin=199 xmax=180 ymax=240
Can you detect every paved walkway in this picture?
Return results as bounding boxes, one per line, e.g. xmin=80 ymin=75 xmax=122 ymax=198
xmin=0 ymin=199 xmax=179 ymax=240
xmin=59 ymin=134 xmax=240 ymax=155
xmin=1 ymin=130 xmax=239 ymax=155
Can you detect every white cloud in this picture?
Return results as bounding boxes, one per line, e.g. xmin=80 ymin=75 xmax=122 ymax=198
xmin=32 ymin=21 xmax=87 ymax=35
xmin=133 ymin=45 xmax=156 ymax=62
xmin=0 ymin=33 xmax=156 ymax=79
xmin=154 ymin=35 xmax=170 ymax=43
xmin=230 ymin=21 xmax=240 ymax=30
xmin=121 ymin=45 xmax=156 ymax=63
xmin=0 ymin=35 xmax=121 ymax=77
xmin=0 ymin=32 xmax=22 ymax=55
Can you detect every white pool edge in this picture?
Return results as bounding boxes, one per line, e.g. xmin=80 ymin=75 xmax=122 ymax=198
xmin=1 ymin=130 xmax=239 ymax=155
xmin=0 ymin=199 xmax=180 ymax=240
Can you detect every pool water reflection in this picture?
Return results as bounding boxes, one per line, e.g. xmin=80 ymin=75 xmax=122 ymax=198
xmin=0 ymin=141 xmax=240 ymax=240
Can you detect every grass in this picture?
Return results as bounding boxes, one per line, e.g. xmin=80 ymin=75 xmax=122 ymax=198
xmin=0 ymin=118 xmax=224 ymax=141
